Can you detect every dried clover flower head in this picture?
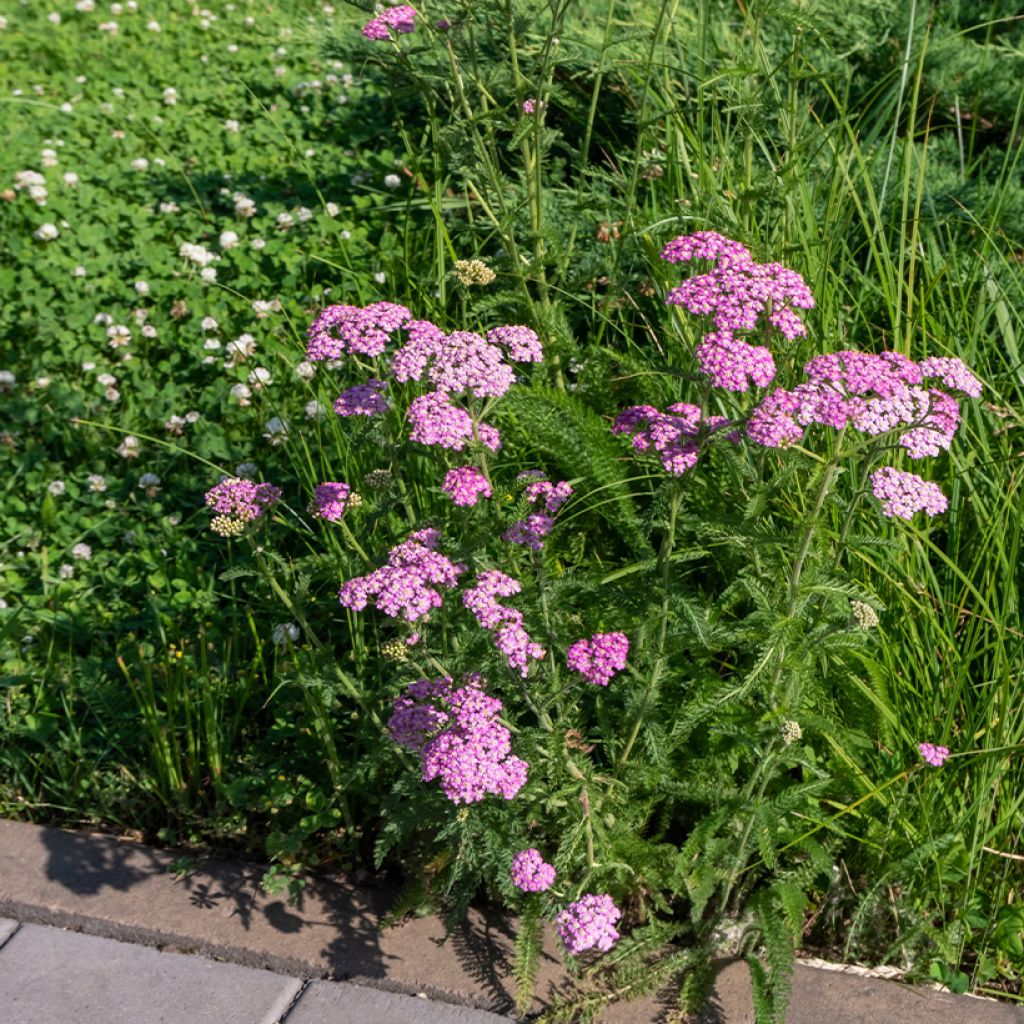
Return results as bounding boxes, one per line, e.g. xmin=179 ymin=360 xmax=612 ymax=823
xmin=851 ymin=600 xmax=879 ymax=629
xmin=780 ymin=720 xmax=802 ymax=746
xmin=452 ymin=259 xmax=496 ymax=287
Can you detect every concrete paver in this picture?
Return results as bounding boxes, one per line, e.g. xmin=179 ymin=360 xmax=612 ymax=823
xmin=0 ymin=922 xmax=302 ymax=1024
xmin=286 ymin=980 xmax=512 ymax=1023
xmin=0 ymin=917 xmax=19 ymax=949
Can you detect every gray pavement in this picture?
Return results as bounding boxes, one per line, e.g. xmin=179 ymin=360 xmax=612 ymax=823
xmin=1 ymin=819 xmax=1023 ymax=1023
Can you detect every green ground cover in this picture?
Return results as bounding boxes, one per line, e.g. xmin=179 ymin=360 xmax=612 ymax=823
xmin=1 ymin=1 xmax=1023 ymax=1019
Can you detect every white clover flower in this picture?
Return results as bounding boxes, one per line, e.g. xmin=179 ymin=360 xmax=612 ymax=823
xmin=88 ymin=474 xmax=107 ymax=492
xmin=15 ymin=170 xmax=47 ymax=191
xmin=294 ymin=361 xmax=315 ymax=381
xmin=271 ymin=622 xmax=300 ymax=646
xmin=340 ymin=230 xmax=352 ymax=240
xmin=227 ymin=334 xmax=255 ymax=361
xmin=116 ymin=435 xmax=141 ymax=458
xmin=252 ymin=299 xmax=280 ymax=318
xmin=134 ymin=280 xmax=150 ymax=295
xmin=163 ymin=87 xmax=178 ymax=105
xmin=141 ymin=324 xmax=157 ymax=338
xmin=34 ymin=223 xmax=59 ymax=241
xmin=276 ymin=211 xmax=295 ymax=229
xmin=248 ymin=366 xmax=272 ymax=387
xmin=223 ymin=119 xmax=240 ymax=132
xmin=200 ymin=267 xmax=217 ymax=282
xmin=59 ymin=564 xmax=75 ymax=580
xmin=73 ymin=265 xmax=87 ymax=278
xmin=251 ymin=238 xmax=266 ymax=250
xmin=146 ymin=19 xmax=160 ymax=30
xmin=104 ymin=386 xmax=120 ymax=402
xmin=131 ymin=158 xmax=149 ymax=172
xmin=35 ymin=376 xmax=51 ymax=388
xmin=72 ymin=542 xmax=92 ymax=560
xmin=184 ymin=410 xmax=200 ymax=423
xmin=325 ymin=202 xmax=339 ymax=217
xmin=229 ymin=382 xmax=252 ymax=405
xmin=373 ymin=271 xmax=387 ymax=284
xmin=98 ymin=21 xmax=119 ymax=33
xmin=107 ymin=324 xmax=131 ymax=348
xmin=110 ymin=2 xmax=123 ymax=14
xmin=263 ymin=416 xmax=288 ymax=444
xmin=235 ymin=461 xmax=257 ymax=478
xmin=233 ymin=192 xmax=256 ymax=217
xmin=48 ymin=480 xmax=66 ymax=496
xmin=164 ymin=415 xmax=185 ymax=435
xmin=159 ymin=201 xmax=180 ymax=214
xmin=219 ymin=229 xmax=239 ymax=249
xmin=41 ymin=148 xmax=58 ymax=167
xmin=296 ymin=206 xmax=313 ymax=222
xmin=60 ymin=102 xmax=74 ymax=114
xmin=304 ymin=399 xmax=326 ymax=419
xmin=383 ymin=173 xmax=402 ymax=189
xmin=167 ymin=513 xmax=181 ymax=526
xmin=94 ymin=313 xmax=113 ymax=326
xmin=179 ymin=242 xmax=219 ymax=266
xmin=81 ymin=361 xmax=95 ymax=371
xmin=0 ymin=371 xmax=15 ymax=391
xmin=63 ymin=172 xmax=79 ymax=187
xmin=48 ymin=12 xmax=62 ymax=23
xmin=96 ymin=372 xmax=117 ymax=386
xmin=203 ymin=338 xmax=222 ymax=351
xmin=138 ymin=472 xmax=161 ymax=489
xmin=201 ymin=316 xmax=218 ymax=331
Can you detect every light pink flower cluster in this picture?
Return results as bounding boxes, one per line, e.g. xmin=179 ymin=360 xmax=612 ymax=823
xmin=918 ymin=742 xmax=951 ymax=767
xmin=463 ymin=570 xmax=545 ymax=676
xmin=306 ymin=302 xmax=411 ymax=361
xmin=335 ymin=379 xmax=388 ymax=417
xmin=362 ymin=4 xmax=417 ymax=40
xmin=566 ymin=632 xmax=629 ymax=687
xmin=407 ymin=391 xmax=502 ymax=451
xmin=869 ymin=467 xmax=949 ymax=520
xmin=442 ymin=466 xmax=492 ymax=507
xmin=389 ymin=675 xmax=528 ymax=804
xmin=662 ymin=231 xmax=815 ymax=391
xmin=503 ymin=475 xmax=573 ymax=550
xmin=339 ymin=527 xmax=465 ymax=622
xmin=612 ymin=403 xmax=731 ymax=476
xmin=510 ymin=848 xmax=556 ymax=892
xmin=556 ymin=893 xmax=621 ymax=954
xmin=312 ymin=482 xmax=353 ymax=523
xmin=204 ymin=477 xmax=281 ymax=534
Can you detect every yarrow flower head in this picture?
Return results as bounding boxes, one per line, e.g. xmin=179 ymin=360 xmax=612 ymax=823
xmin=339 ymin=528 xmax=465 ymax=623
xmin=362 ymin=5 xmax=417 ymax=40
xmin=442 ymin=466 xmax=492 ymax=507
xmin=870 ymin=467 xmax=948 ymax=520
xmin=919 ymin=742 xmax=950 ymax=767
xmin=612 ymin=403 xmax=731 ymax=476
xmin=204 ymin=477 xmax=281 ymax=535
xmin=306 ymin=302 xmax=411 ymax=361
xmin=566 ymin=632 xmax=629 ymax=687
xmin=334 ymin=379 xmax=388 ymax=417
xmin=311 ymin=481 xmax=356 ymax=522
xmin=407 ymin=391 xmax=501 ymax=452
xmin=463 ymin=570 xmax=545 ymax=676
xmin=510 ymin=849 xmax=556 ymax=892
xmin=556 ymin=894 xmax=621 ymax=955
xmin=388 ymin=675 xmax=528 ymax=805
xmin=503 ymin=475 xmax=573 ymax=550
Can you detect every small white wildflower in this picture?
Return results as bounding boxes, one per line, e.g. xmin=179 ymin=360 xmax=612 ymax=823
xmin=41 ymin=148 xmax=58 ymax=167
xmin=131 ymin=157 xmax=149 ymax=172
xmin=159 ymin=201 xmax=180 ymax=214
xmin=304 ymin=399 xmax=326 ymax=419
xmin=248 ymin=366 xmax=272 ymax=387
xmin=107 ymin=324 xmax=131 ymax=348
xmin=88 ymin=474 xmax=107 ymax=492
xmin=229 ymin=382 xmax=252 ymax=405
xmin=98 ymin=20 xmax=119 ymax=33
xmin=104 ymin=386 xmax=121 ymax=402
xmin=276 ymin=211 xmax=295 ymax=229
xmin=373 ymin=271 xmax=387 ymax=284
xmin=203 ymin=338 xmax=222 ymax=351
xmin=185 ymin=410 xmax=200 ymax=423
xmin=383 ymin=173 xmax=402 ymax=189
xmin=223 ymin=119 xmax=240 ymax=132
xmin=295 ymin=361 xmax=315 ymax=381
xmin=72 ymin=542 xmax=92 ymax=561
xmin=227 ymin=334 xmax=255 ymax=361
xmin=48 ymin=480 xmax=66 ymax=496
xmin=63 ymin=172 xmax=79 ymax=187
xmin=263 ymin=416 xmax=288 ymax=444
xmin=59 ymin=564 xmax=75 ymax=580
xmin=201 ymin=316 xmax=219 ymax=331
xmin=162 ymin=87 xmax=178 ymax=106
xmin=116 ymin=435 xmax=141 ymax=458
xmin=141 ymin=324 xmax=157 ymax=338
xmin=34 ymin=223 xmax=59 ymax=241
xmin=250 ymin=238 xmax=266 ymax=250
xmin=235 ymin=461 xmax=257 ymax=478
xmin=0 ymin=370 xmax=16 ymax=391
xmin=200 ymin=266 xmax=217 ymax=282
xmin=219 ymin=229 xmax=239 ymax=249
xmin=325 ymin=202 xmax=339 ymax=217
xmin=340 ymin=230 xmax=352 ymax=241
xmin=134 ymin=280 xmax=150 ymax=295
xmin=94 ymin=312 xmax=113 ymax=326
xmin=296 ymin=206 xmax=313 ymax=222
xmin=35 ymin=376 xmax=51 ymax=388
xmin=48 ymin=12 xmax=62 ymax=24
xmin=146 ymin=19 xmax=160 ymax=31
xmin=96 ymin=373 xmax=117 ymax=386
xmin=81 ymin=361 xmax=95 ymax=371
xmin=73 ymin=265 xmax=87 ymax=278
xmin=167 ymin=513 xmax=181 ymax=526
xmin=271 ymin=622 xmax=300 ymax=646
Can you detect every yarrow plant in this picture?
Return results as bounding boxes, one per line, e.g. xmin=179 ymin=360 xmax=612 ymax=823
xmin=204 ymin=477 xmax=281 ymax=536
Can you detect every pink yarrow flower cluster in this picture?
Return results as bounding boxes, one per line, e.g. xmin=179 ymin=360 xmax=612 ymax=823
xmin=870 ymin=467 xmax=949 ymax=520
xmin=918 ymin=742 xmax=951 ymax=767
xmin=556 ymin=894 xmax=621 ymax=954
xmin=335 ymin=379 xmax=388 ymax=417
xmin=306 ymin=302 xmax=411 ymax=361
xmin=510 ymin=848 xmax=556 ymax=892
xmin=566 ymin=632 xmax=629 ymax=687
xmin=503 ymin=475 xmax=573 ymax=549
xmin=463 ymin=570 xmax=545 ymax=676
xmin=442 ymin=466 xmax=492 ymax=507
xmin=339 ymin=527 xmax=465 ymax=622
xmin=661 ymin=231 xmax=815 ymax=392
xmin=612 ymin=403 xmax=731 ymax=476
xmin=204 ymin=477 xmax=281 ymax=535
xmin=389 ymin=675 xmax=527 ymax=804
xmin=362 ymin=4 xmax=417 ymax=40
xmin=312 ymin=482 xmax=353 ymax=523
xmin=407 ymin=391 xmax=502 ymax=451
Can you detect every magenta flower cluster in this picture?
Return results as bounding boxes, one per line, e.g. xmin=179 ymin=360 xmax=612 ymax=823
xmin=204 ymin=477 xmax=281 ymax=534
xmin=661 ymin=231 xmax=815 ymax=392
xmin=463 ymin=570 xmax=545 ymax=676
xmin=312 ymin=482 xmax=353 ymax=523
xmin=510 ymin=848 xmax=556 ymax=892
xmin=338 ymin=527 xmax=465 ymax=622
xmin=566 ymin=632 xmax=629 ymax=687
xmin=334 ymin=379 xmax=388 ymax=417
xmin=503 ymin=475 xmax=573 ymax=550
xmin=612 ymin=402 xmax=732 ymax=476
xmin=870 ymin=467 xmax=949 ymax=520
xmin=918 ymin=742 xmax=951 ymax=767
xmin=442 ymin=466 xmax=492 ymax=507
xmin=388 ymin=675 xmax=528 ymax=804
xmin=556 ymin=893 xmax=622 ymax=954
xmin=362 ymin=4 xmax=417 ymax=40
xmin=306 ymin=304 xmax=542 ymax=457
